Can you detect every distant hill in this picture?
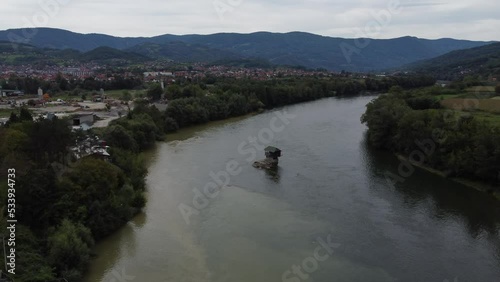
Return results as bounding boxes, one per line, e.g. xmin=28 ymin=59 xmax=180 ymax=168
xmin=79 ymin=46 xmax=151 ymax=64
xmin=170 ymin=32 xmax=488 ymax=71
xmin=404 ymin=42 xmax=500 ymax=79
xmin=126 ymin=41 xmax=241 ymax=62
xmin=0 ymin=28 xmax=152 ymax=51
xmin=0 ymin=41 xmax=63 ymax=65
xmin=0 ymin=42 xmax=242 ymax=66
xmin=0 ymin=42 xmax=150 ymax=65
xmin=0 ymin=28 xmax=494 ymax=71
xmin=0 ymin=41 xmax=38 ymax=53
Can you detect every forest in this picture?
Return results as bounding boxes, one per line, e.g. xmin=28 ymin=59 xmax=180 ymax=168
xmin=0 ymin=107 xmax=149 ymax=281
xmin=161 ymin=75 xmax=436 ymax=131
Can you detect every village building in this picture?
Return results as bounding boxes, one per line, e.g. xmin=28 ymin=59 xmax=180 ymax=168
xmin=72 ymin=113 xmax=95 ymax=127
xmin=70 ymin=135 xmax=111 ymax=161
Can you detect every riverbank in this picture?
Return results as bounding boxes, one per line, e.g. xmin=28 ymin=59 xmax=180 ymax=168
xmin=165 ymin=112 xmax=258 ymax=141
xmin=396 ymin=154 xmax=500 ymax=201
xmin=362 ymin=89 xmax=500 ymax=201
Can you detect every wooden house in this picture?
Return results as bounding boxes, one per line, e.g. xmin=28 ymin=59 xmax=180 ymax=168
xmin=265 ymin=146 xmax=282 ymax=160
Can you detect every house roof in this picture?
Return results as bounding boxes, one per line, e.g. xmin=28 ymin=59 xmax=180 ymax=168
xmin=265 ymin=146 xmax=281 ymax=153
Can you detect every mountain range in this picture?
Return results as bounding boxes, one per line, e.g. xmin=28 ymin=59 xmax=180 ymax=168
xmin=0 ymin=28 xmax=495 ymax=71
xmin=403 ymin=42 xmax=500 ymax=79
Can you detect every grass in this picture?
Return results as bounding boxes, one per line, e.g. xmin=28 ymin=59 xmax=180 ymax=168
xmin=470 ymin=111 xmax=500 ymax=126
xmin=0 ymin=55 xmax=23 ymax=64
xmin=465 ymin=86 xmax=496 ymax=93
xmin=438 ymin=85 xmax=500 ymax=126
xmin=102 ymin=89 xmax=146 ymax=99
xmin=0 ymin=108 xmax=16 ymax=118
xmin=435 ymin=93 xmax=465 ymax=100
xmin=441 ymin=98 xmax=500 ymax=113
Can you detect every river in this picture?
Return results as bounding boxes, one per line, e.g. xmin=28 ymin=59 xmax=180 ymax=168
xmin=84 ymin=95 xmax=500 ymax=282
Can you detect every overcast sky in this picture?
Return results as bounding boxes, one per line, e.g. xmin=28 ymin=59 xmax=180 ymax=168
xmin=1 ymin=0 xmax=499 ymax=40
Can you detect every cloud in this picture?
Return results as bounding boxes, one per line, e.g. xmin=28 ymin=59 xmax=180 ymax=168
xmin=0 ymin=0 xmax=498 ymax=40
xmin=399 ymin=2 xmax=446 ymax=7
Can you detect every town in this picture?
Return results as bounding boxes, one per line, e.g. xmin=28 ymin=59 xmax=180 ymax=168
xmin=0 ymin=61 xmax=346 ymax=127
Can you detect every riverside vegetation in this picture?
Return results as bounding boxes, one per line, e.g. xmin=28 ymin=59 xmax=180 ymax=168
xmin=0 ymin=75 xmax=435 ymax=281
xmin=362 ymin=85 xmax=500 ymax=194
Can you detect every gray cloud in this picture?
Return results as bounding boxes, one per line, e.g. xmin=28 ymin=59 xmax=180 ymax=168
xmin=399 ymin=2 xmax=446 ymax=7
xmin=0 ymin=0 xmax=498 ymax=40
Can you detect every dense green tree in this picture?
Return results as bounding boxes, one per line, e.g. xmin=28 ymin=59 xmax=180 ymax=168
xmin=47 ymin=219 xmax=94 ymax=280
xmin=0 ymin=128 xmax=29 ymax=158
xmin=361 ymin=95 xmax=411 ymax=149
xmin=104 ymin=124 xmax=138 ymax=152
xmin=17 ymin=168 xmax=62 ymax=230
xmin=19 ymin=107 xmax=33 ymax=121
xmin=147 ymin=83 xmax=163 ymax=100
xmin=108 ymin=147 xmax=147 ymax=191
xmin=164 ymin=116 xmax=179 ymax=132
xmin=9 ymin=226 xmax=56 ymax=282
xmin=25 ymin=117 xmax=72 ymax=163
xmin=8 ymin=112 xmax=19 ymax=124
xmin=406 ymin=96 xmax=442 ymax=110
xmin=121 ymin=90 xmax=132 ymax=101
xmin=57 ymin=158 xmax=134 ymax=238
xmin=165 ymin=84 xmax=182 ymax=100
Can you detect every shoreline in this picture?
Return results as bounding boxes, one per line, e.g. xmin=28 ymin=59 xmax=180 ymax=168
xmin=165 ymin=112 xmax=259 ymax=141
xmin=164 ymin=93 xmax=380 ymax=141
xmin=396 ymin=154 xmax=500 ymax=201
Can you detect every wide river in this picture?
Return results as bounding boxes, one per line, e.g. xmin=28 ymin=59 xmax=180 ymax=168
xmin=84 ymin=96 xmax=500 ymax=282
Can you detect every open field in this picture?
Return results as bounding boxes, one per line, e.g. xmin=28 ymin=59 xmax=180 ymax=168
xmin=436 ymin=93 xmax=465 ymax=100
xmin=103 ymin=89 xmax=146 ymax=99
xmin=50 ymin=89 xmax=147 ymax=101
xmin=0 ymin=108 xmax=16 ymax=118
xmin=436 ymin=92 xmax=498 ymax=101
xmin=441 ymin=93 xmax=500 ymax=126
xmin=465 ymin=86 xmax=496 ymax=93
xmin=471 ymin=111 xmax=500 ymax=126
xmin=441 ymin=98 xmax=500 ymax=113
xmin=30 ymin=102 xmax=107 ymax=114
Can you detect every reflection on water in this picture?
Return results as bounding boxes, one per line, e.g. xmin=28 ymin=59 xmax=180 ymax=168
xmin=263 ymin=166 xmax=281 ymax=182
xmin=361 ymin=135 xmax=500 ymax=237
xmin=360 ymin=133 xmax=500 ymax=280
xmin=85 ymin=218 xmax=140 ymax=281
xmin=85 ymin=96 xmax=500 ymax=282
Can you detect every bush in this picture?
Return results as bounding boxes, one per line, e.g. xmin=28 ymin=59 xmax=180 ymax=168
xmin=147 ymin=84 xmax=163 ymax=101
xmin=164 ymin=117 xmax=179 ymax=133
xmin=121 ymin=90 xmax=132 ymax=101
xmin=406 ymin=96 xmax=442 ymax=110
xmin=131 ymin=191 xmax=146 ymax=208
xmin=47 ymin=219 xmax=94 ymax=279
